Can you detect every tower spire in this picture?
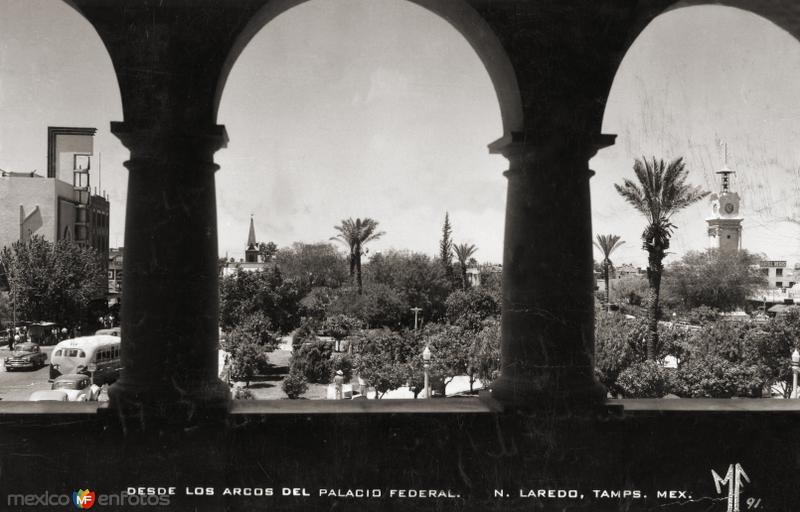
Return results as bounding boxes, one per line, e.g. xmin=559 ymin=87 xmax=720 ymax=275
xmin=247 ymin=214 xmax=257 ymax=249
xmin=717 ymin=141 xmax=734 ymax=193
xmin=245 ymin=214 xmax=259 ymax=263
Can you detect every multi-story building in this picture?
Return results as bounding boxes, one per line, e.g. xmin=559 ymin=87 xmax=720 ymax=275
xmin=108 ymin=247 xmax=124 ymax=296
xmin=757 ymin=260 xmax=796 ymax=290
xmin=0 ymin=127 xmax=109 ymax=269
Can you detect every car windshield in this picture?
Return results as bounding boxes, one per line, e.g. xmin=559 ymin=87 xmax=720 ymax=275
xmin=53 ymin=380 xmax=86 ymax=390
xmin=12 ymin=346 xmax=36 ymax=355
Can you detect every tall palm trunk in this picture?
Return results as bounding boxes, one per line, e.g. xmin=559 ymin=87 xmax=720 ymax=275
xmin=645 ymin=252 xmax=663 ymax=360
xmin=603 ymin=260 xmax=611 ymax=311
xmin=355 ymin=242 xmax=363 ymax=294
xmin=461 ymin=266 xmax=468 ymax=290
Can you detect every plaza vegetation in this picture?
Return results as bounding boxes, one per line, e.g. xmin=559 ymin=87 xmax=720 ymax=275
xmin=596 ymin=307 xmax=800 ymax=398
xmin=219 ymin=215 xmax=501 ymax=398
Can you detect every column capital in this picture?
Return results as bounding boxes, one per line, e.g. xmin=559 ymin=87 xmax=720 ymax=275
xmin=488 ymin=132 xmax=617 ymax=162
xmin=110 ymin=121 xmax=229 ymax=156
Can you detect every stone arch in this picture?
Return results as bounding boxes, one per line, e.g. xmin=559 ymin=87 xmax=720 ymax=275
xmin=214 ymin=0 xmax=523 ymax=137
xmin=598 ymin=2 xmax=800 ymax=134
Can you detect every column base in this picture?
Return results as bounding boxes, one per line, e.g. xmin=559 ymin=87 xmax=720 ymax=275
xmin=108 ymin=377 xmax=231 ymax=431
xmin=489 ymin=371 xmax=607 ymax=411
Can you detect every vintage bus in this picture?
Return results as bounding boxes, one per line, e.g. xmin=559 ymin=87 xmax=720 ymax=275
xmin=49 ymin=335 xmax=122 ymax=385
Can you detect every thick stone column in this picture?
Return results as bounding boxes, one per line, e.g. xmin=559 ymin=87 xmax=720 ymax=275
xmin=108 ymin=122 xmax=230 ymax=425
xmin=489 ymin=133 xmax=614 ymax=409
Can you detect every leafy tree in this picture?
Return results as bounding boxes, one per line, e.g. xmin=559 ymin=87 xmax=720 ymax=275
xmin=593 ymin=234 xmax=625 ymax=311
xmin=439 ymin=212 xmax=454 ymax=281
xmin=322 ymin=314 xmax=362 ymax=351
xmin=219 ymin=266 xmax=303 ymax=333
xmin=224 ymin=324 xmax=271 ymax=388
xmin=353 ymin=328 xmax=417 ymax=398
xmin=478 ymin=264 xmax=502 ymax=306
xmin=228 ymin=311 xmax=279 ymax=350
xmin=662 ymin=249 xmax=766 ymax=312
xmin=748 ymin=309 xmax=800 ymax=397
xmin=299 ymin=286 xmax=338 ymax=321
xmin=0 ymin=236 xmax=105 ymax=327
xmin=258 ymin=241 xmax=278 ymax=262
xmin=445 ymin=287 xmax=500 ymax=331
xmin=274 ymin=242 xmax=348 ymax=295
xmin=453 ymin=243 xmax=478 ymax=290
xmin=331 ymin=217 xmax=384 ymax=294
xmin=469 ymin=318 xmax=501 ymax=390
xmin=328 ymin=283 xmax=408 ymax=329
xmin=366 ymin=250 xmax=451 ymax=324
xmin=615 ymin=157 xmax=709 ymax=359
xmin=411 ymin=324 xmax=471 ymax=396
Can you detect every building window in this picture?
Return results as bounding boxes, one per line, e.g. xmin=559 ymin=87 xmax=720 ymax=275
xmin=776 ymin=268 xmax=783 ymax=277
xmin=776 ymin=282 xmax=783 ymax=288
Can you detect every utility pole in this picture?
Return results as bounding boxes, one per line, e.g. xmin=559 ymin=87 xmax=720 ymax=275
xmin=410 ymin=307 xmax=422 ymax=330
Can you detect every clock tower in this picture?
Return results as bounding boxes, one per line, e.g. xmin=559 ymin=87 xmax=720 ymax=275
xmin=706 ymin=164 xmax=742 ymax=253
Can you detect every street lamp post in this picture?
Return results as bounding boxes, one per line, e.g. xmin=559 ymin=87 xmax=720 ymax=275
xmin=791 ymin=349 xmax=800 ymax=399
xmin=422 ymin=344 xmax=431 ymax=399
xmin=410 ymin=307 xmax=422 ymax=331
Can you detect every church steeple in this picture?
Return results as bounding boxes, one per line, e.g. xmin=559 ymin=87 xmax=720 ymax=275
xmin=245 ymin=215 xmax=259 ymax=263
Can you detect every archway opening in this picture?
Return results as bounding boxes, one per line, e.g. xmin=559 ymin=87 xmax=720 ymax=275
xmin=216 ymin=0 xmax=508 ymax=400
xmin=0 ymin=0 xmax=125 ymax=399
xmin=591 ymin=4 xmax=800 ymax=399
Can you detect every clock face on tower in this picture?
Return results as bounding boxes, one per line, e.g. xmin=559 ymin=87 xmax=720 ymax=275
xmin=724 ymin=203 xmax=735 ymax=214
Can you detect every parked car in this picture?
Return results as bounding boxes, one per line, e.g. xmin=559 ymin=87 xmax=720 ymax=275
xmin=28 ymin=390 xmax=69 ymax=402
xmin=4 ymin=342 xmax=46 ymax=371
xmin=29 ymin=374 xmax=99 ymax=402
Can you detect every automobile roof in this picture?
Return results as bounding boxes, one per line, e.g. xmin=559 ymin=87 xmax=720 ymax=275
xmin=53 ymin=373 xmax=90 ymax=382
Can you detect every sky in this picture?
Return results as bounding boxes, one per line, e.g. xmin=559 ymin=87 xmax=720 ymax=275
xmin=1 ymin=1 xmax=799 ymax=267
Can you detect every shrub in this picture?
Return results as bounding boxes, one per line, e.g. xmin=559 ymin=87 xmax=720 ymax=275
xmin=290 ymin=340 xmax=334 ymax=383
xmin=616 ymin=360 xmax=671 ymax=398
xmin=282 ymin=370 xmax=308 ymax=399
xmin=232 ymin=385 xmax=255 ymax=400
xmin=670 ymin=356 xmax=765 ymax=398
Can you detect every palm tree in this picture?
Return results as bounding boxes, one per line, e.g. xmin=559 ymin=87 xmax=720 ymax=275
xmin=593 ymin=234 xmax=624 ymax=312
xmin=331 ymin=218 xmax=384 ymax=294
xmin=614 ymin=157 xmax=708 ymax=360
xmin=453 ymin=243 xmax=478 ymax=290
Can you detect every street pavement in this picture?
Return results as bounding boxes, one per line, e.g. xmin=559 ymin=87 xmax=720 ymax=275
xmin=0 ymin=346 xmax=55 ymax=401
